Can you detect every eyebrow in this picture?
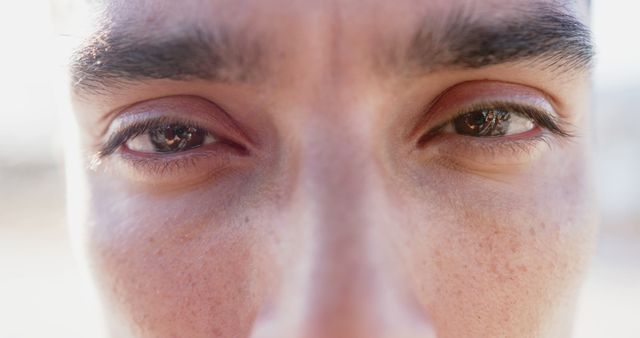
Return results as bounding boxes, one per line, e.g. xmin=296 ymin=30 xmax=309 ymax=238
xmin=71 ymin=3 xmax=593 ymax=94
xmin=70 ymin=27 xmax=264 ymax=93
xmin=400 ymin=3 xmax=594 ymax=75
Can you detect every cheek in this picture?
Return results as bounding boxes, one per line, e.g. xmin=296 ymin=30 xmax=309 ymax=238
xmin=403 ymin=151 xmax=597 ymax=336
xmin=83 ymin=177 xmax=274 ymax=338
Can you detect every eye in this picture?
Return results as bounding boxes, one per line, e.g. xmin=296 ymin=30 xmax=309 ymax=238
xmin=412 ymin=81 xmax=575 ymax=171
xmin=442 ymin=108 xmax=535 ymax=137
xmin=91 ymin=96 xmax=254 ymax=186
xmin=126 ymin=123 xmax=217 ymax=154
xmin=420 ymin=101 xmax=571 ymax=147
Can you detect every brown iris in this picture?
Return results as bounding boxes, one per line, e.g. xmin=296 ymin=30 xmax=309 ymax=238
xmin=453 ymin=109 xmax=512 ymax=137
xmin=149 ymin=124 xmax=206 ymax=153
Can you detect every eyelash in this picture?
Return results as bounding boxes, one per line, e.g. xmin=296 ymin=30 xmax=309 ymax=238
xmin=97 ymin=116 xmax=213 ymax=158
xmin=420 ymin=101 xmax=572 ymax=144
xmin=91 ymin=116 xmax=250 ymax=181
xmin=412 ymin=100 xmax=576 ymax=166
xmin=94 ymin=100 xmax=570 ymax=177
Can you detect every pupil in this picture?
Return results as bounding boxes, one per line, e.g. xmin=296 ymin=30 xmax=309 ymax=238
xmin=175 ymin=127 xmax=187 ymax=137
xmin=470 ymin=111 xmax=488 ymax=126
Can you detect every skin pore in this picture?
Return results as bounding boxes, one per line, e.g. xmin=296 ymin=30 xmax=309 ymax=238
xmin=66 ymin=0 xmax=598 ymax=337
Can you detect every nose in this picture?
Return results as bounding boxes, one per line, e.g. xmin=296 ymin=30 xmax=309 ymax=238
xmin=250 ymin=118 xmax=436 ymax=338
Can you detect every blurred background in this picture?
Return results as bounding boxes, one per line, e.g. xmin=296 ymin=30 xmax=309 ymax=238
xmin=0 ymin=0 xmax=638 ymax=337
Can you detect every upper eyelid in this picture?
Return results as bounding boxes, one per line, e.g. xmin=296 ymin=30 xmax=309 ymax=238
xmin=407 ymin=80 xmax=570 ymax=139
xmin=95 ymin=94 xmax=256 ymax=145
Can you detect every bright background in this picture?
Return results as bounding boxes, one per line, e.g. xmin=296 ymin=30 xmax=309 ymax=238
xmin=0 ymin=0 xmax=638 ymax=337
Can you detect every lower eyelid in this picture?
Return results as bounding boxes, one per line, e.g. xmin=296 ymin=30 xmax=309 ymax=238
xmin=94 ymin=142 xmax=250 ymax=187
xmin=123 ymin=151 xmax=220 ymax=176
xmin=417 ymin=127 xmax=554 ymax=168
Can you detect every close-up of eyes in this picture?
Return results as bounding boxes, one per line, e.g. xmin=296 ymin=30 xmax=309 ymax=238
xmin=428 ymin=101 xmax=570 ymax=140
xmin=412 ymin=81 xmax=574 ymax=168
xmin=126 ymin=122 xmax=217 ymax=154
xmin=95 ymin=86 xmax=573 ymax=182
xmin=96 ymin=97 xmax=251 ymax=158
xmin=445 ymin=105 xmax=540 ymax=137
xmin=416 ymin=103 xmax=570 ymax=169
xmin=90 ymin=96 xmax=254 ymax=184
xmin=102 ymin=118 xmax=219 ymax=156
xmin=110 ymin=102 xmax=565 ymax=157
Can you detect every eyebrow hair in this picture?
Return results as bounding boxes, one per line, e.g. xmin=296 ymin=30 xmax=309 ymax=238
xmin=71 ymin=3 xmax=593 ymax=94
xmin=70 ymin=27 xmax=264 ymax=93
xmin=401 ymin=3 xmax=594 ymax=75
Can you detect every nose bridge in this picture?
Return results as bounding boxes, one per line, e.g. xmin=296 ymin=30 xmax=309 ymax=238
xmin=300 ymin=110 xmax=387 ymax=283
xmin=250 ymin=112 xmax=435 ymax=338
xmin=302 ymin=122 xmax=385 ymax=327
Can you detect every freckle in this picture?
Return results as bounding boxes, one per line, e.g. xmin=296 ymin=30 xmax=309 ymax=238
xmin=509 ymin=239 xmax=521 ymax=253
xmin=490 ymin=262 xmax=498 ymax=274
xmin=505 ymin=262 xmax=515 ymax=274
xmin=529 ymin=227 xmax=536 ymax=236
xmin=148 ymin=236 xmax=155 ymax=243
xmin=435 ymin=259 xmax=443 ymax=269
xmin=244 ymin=216 xmax=249 ymax=224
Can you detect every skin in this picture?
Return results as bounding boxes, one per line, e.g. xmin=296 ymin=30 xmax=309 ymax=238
xmin=66 ymin=0 xmax=598 ymax=337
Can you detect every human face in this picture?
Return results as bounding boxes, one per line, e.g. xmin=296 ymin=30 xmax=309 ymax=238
xmin=66 ymin=0 xmax=597 ymax=337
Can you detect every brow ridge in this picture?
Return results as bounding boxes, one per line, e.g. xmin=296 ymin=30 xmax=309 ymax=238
xmin=71 ymin=27 xmax=262 ymax=92
xmin=404 ymin=3 xmax=594 ymax=75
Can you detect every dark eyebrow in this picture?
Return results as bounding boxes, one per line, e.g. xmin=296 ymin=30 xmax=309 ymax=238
xmin=70 ymin=27 xmax=264 ymax=93
xmin=71 ymin=3 xmax=592 ymax=93
xmin=400 ymin=3 xmax=594 ymax=75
